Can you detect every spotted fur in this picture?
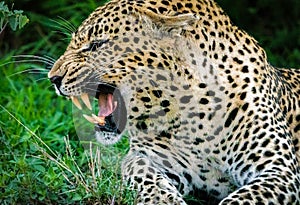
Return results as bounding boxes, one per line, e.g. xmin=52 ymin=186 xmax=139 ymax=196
xmin=48 ymin=0 xmax=300 ymax=204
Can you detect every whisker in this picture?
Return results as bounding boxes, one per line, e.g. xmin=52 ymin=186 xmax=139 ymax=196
xmin=51 ymin=30 xmax=72 ymax=39
xmin=50 ymin=22 xmax=73 ymax=35
xmin=50 ymin=17 xmax=76 ymax=37
xmin=35 ymin=77 xmax=50 ymax=82
xmin=57 ymin=16 xmax=77 ymax=33
xmin=46 ymin=84 xmax=55 ymax=90
xmin=8 ymin=68 xmax=48 ymax=77
xmin=6 ymin=59 xmax=52 ymax=68
xmin=13 ymin=54 xmax=56 ymax=65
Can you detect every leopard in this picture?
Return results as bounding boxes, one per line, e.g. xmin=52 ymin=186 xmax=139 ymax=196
xmin=48 ymin=0 xmax=300 ymax=204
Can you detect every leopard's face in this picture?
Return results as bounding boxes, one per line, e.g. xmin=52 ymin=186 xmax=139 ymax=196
xmin=48 ymin=0 xmax=199 ymax=144
xmin=48 ymin=3 xmax=132 ymax=144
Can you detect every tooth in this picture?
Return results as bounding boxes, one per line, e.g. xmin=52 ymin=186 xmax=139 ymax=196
xmin=92 ymin=114 xmax=106 ymax=125
xmin=83 ymin=114 xmax=96 ymax=124
xmin=81 ymin=93 xmax=92 ymax=110
xmin=71 ymin=96 xmax=82 ymax=110
xmin=114 ymin=101 xmax=118 ymax=110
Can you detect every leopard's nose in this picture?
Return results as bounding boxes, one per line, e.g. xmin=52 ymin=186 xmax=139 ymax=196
xmin=50 ymin=76 xmax=63 ymax=88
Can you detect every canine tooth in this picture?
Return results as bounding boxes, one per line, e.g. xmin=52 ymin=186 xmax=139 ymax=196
xmin=81 ymin=93 xmax=92 ymax=110
xmin=71 ymin=96 xmax=82 ymax=110
xmin=83 ymin=114 xmax=96 ymax=124
xmin=92 ymin=114 xmax=106 ymax=125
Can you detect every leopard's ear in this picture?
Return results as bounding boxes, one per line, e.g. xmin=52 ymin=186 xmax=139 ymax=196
xmin=132 ymin=7 xmax=199 ymax=33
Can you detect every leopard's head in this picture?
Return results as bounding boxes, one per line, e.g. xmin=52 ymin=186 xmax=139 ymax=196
xmin=48 ymin=0 xmax=203 ymax=144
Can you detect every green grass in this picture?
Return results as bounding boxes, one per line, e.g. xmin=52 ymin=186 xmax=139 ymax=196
xmin=0 ymin=55 xmax=135 ymax=204
xmin=0 ymin=1 xmax=137 ymax=204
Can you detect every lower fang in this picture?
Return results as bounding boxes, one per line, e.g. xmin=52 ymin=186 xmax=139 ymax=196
xmin=83 ymin=114 xmax=96 ymax=124
xmin=92 ymin=114 xmax=106 ymax=125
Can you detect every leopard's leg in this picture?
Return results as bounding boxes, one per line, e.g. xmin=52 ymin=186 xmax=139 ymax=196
xmin=219 ymin=157 xmax=300 ymax=204
xmin=122 ymin=152 xmax=187 ymax=205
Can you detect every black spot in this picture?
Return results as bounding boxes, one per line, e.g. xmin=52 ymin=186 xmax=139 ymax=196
xmin=170 ymin=85 xmax=178 ymax=91
xmin=256 ymin=160 xmax=272 ymax=172
xmin=149 ymin=52 xmax=157 ymax=57
xmin=294 ymin=124 xmax=300 ymax=132
xmin=113 ymin=17 xmax=120 ymax=22
xmin=144 ymin=180 xmax=153 ymax=186
xmin=158 ymin=7 xmax=167 ymax=13
xmin=132 ymin=107 xmax=139 ymax=112
xmin=180 ymin=95 xmax=193 ymax=104
xmin=194 ymin=137 xmax=204 ymax=144
xmin=141 ymin=97 xmax=151 ymax=102
xmin=165 ymin=172 xmax=180 ymax=184
xmin=155 ymin=110 xmax=166 ymax=116
xmin=123 ymin=37 xmax=129 ymax=42
xmin=245 ymin=38 xmax=251 ymax=45
xmin=238 ymin=49 xmax=244 ymax=56
xmin=133 ymin=37 xmax=140 ymax=44
xmin=147 ymin=58 xmax=154 ymax=64
xmin=177 ymin=2 xmax=183 ymax=9
xmin=248 ymin=153 xmax=260 ymax=162
xmin=137 ymin=159 xmax=146 ymax=165
xmin=264 ymin=151 xmax=274 ymax=157
xmin=87 ymin=27 xmax=94 ymax=39
xmin=199 ymin=113 xmax=205 ymax=119
xmin=240 ymin=92 xmax=247 ymax=100
xmin=161 ymin=0 xmax=170 ymax=6
xmin=160 ymin=100 xmax=170 ymax=107
xmin=160 ymin=131 xmax=171 ymax=139
xmin=199 ymin=83 xmax=207 ymax=88
xmin=155 ymin=143 xmax=170 ymax=150
xmin=224 ymin=107 xmax=239 ymax=127
xmin=233 ymin=57 xmax=243 ymax=64
xmin=227 ymin=76 xmax=234 ymax=83
xmin=222 ymin=55 xmax=228 ymax=62
xmin=242 ymin=66 xmax=249 ymax=73
xmin=183 ymin=172 xmax=192 ymax=183
xmin=134 ymin=55 xmax=142 ymax=61
xmin=156 ymin=74 xmax=167 ymax=81
xmin=136 ymin=121 xmax=148 ymax=130
xmin=152 ymin=90 xmax=162 ymax=98
xmin=240 ymin=141 xmax=249 ymax=151
xmin=163 ymin=160 xmax=172 ymax=167
xmin=199 ymin=98 xmax=209 ymax=104
xmin=185 ymin=3 xmax=193 ymax=8
xmin=261 ymin=139 xmax=270 ymax=147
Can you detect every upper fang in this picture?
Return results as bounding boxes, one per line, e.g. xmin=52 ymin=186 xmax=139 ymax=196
xmin=71 ymin=96 xmax=82 ymax=110
xmin=81 ymin=93 xmax=92 ymax=110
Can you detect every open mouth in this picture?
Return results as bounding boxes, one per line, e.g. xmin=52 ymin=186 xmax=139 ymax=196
xmin=70 ymin=84 xmax=127 ymax=135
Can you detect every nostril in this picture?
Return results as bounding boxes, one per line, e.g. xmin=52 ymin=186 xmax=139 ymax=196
xmin=50 ymin=76 xmax=63 ymax=87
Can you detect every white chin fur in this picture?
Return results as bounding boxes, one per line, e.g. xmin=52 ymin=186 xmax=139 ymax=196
xmin=95 ymin=131 xmax=122 ymax=145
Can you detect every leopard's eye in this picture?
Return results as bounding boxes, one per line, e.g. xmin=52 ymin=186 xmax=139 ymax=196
xmin=82 ymin=39 xmax=109 ymax=52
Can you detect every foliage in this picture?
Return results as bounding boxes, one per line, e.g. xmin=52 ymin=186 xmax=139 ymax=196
xmin=0 ymin=1 xmax=29 ymax=33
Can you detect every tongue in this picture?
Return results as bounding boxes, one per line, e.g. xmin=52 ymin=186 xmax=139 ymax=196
xmin=98 ymin=93 xmax=117 ymax=117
